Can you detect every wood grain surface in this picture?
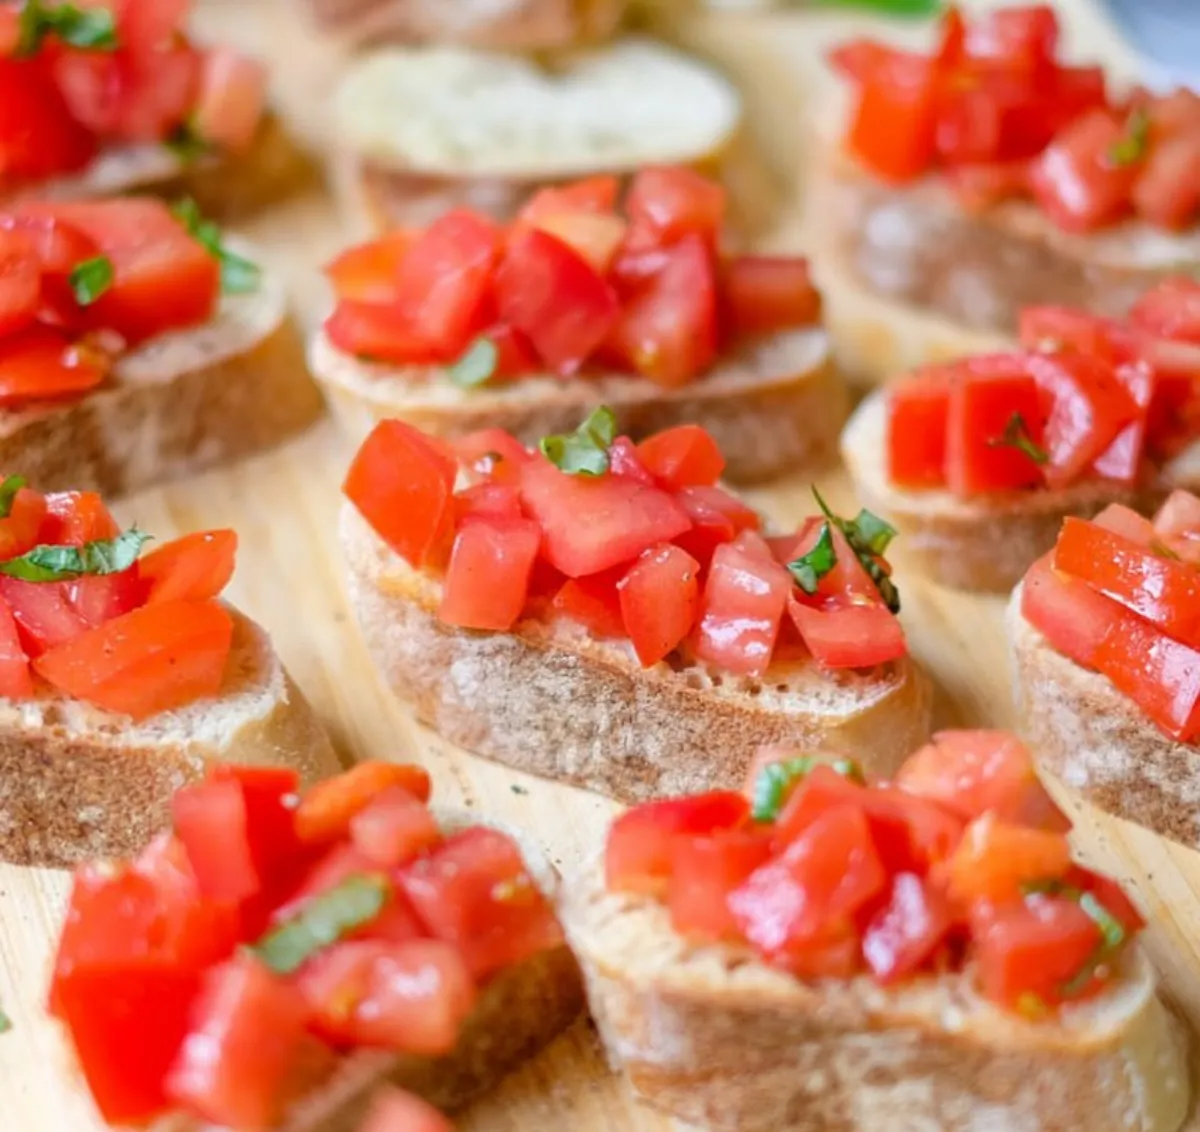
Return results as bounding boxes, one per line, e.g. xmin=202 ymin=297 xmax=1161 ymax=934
xmin=3 ymin=2 xmax=1198 ymax=1130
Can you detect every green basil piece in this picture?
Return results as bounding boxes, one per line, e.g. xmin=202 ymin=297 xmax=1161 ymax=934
xmin=18 ymin=1 xmax=117 ymax=55
xmin=252 ymin=874 xmax=391 ymax=975
xmin=1107 ymin=107 xmax=1150 ymax=167
xmin=750 ymin=755 xmax=865 ymax=823
xmin=69 ymin=255 xmax=114 ymax=307
xmin=0 ymin=528 xmax=149 ymax=583
xmin=812 ymin=487 xmax=902 ymax=614
xmin=163 ymin=119 xmax=211 ymax=164
xmin=987 ymin=412 xmax=1049 ymax=465
xmin=0 ymin=1008 xmax=10 ymax=1034
xmin=0 ymin=476 xmax=26 ymax=520
xmin=171 ymin=198 xmax=261 ymax=295
xmin=814 ymin=0 xmax=941 ymax=15
xmin=850 ymin=509 xmax=898 ymax=556
xmin=787 ymin=522 xmax=837 ymax=594
xmin=539 ymin=405 xmax=617 ymax=476
xmin=1021 ymin=880 xmax=1128 ymax=999
xmin=448 ymin=337 xmax=499 ymax=388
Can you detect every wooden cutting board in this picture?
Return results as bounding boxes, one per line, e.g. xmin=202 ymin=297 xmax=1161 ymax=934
xmin=3 ymin=2 xmax=1197 ymax=1130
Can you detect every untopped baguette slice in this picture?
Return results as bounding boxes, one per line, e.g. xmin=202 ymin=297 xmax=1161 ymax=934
xmin=340 ymin=505 xmax=932 ymax=803
xmin=0 ymin=250 xmax=325 ymax=499
xmin=312 ymin=327 xmax=846 ymax=486
xmin=1007 ymin=585 xmax=1200 ymax=848
xmin=559 ymin=857 xmax=1192 ymax=1132
xmin=0 ymin=608 xmax=339 ymax=869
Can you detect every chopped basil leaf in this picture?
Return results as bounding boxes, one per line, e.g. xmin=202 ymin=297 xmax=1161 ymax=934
xmin=170 ymin=198 xmax=261 ymax=295
xmin=1079 ymin=891 xmax=1126 ymax=949
xmin=17 ymin=0 xmax=117 ymax=55
xmin=987 ymin=412 xmax=1049 ymax=466
xmin=163 ymin=119 xmax=211 ymax=164
xmin=1107 ymin=107 xmax=1150 ymax=168
xmin=0 ymin=528 xmax=149 ymax=583
xmin=0 ymin=1009 xmax=9 ymax=1034
xmin=815 ymin=0 xmax=941 ymax=13
xmin=0 ymin=476 xmax=26 ymax=520
xmin=448 ymin=337 xmax=499 ymax=388
xmin=1022 ymin=881 xmax=1128 ymax=999
xmin=68 ymin=255 xmax=114 ymax=307
xmin=539 ymin=406 xmax=617 ymax=477
xmin=787 ymin=522 xmax=837 ymax=594
xmin=812 ymin=487 xmax=902 ymax=614
xmin=252 ymin=874 xmax=390 ymax=975
xmin=751 ymin=755 xmax=865 ymax=823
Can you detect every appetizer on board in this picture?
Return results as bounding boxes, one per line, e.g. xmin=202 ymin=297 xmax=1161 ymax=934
xmin=808 ymin=3 xmax=1200 ymax=379
xmin=330 ymin=40 xmax=746 ymax=232
xmin=313 ymin=166 xmax=843 ymax=485
xmin=842 ymin=280 xmax=1200 ymax=591
xmin=560 ymin=731 xmax=1189 ymax=1132
xmin=340 ymin=411 xmax=931 ymax=803
xmin=48 ymin=760 xmax=582 ymax=1131
xmin=0 ymin=195 xmax=323 ymax=496
xmin=0 ymin=481 xmax=337 ymax=868
xmin=1009 ymin=488 xmax=1200 ymax=848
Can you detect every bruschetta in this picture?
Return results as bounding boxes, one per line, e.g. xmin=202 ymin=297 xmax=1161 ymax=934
xmin=299 ymin=0 xmax=627 ymax=51
xmin=330 ymin=40 xmax=745 ymax=233
xmin=1008 ymin=489 xmax=1200 ymax=848
xmin=47 ymin=760 xmax=583 ymax=1131
xmin=0 ymin=480 xmax=338 ymax=867
xmin=807 ymin=4 xmax=1200 ymax=381
xmin=312 ymin=167 xmax=843 ymax=485
xmin=339 ymin=412 xmax=931 ymax=802
xmin=0 ymin=194 xmax=323 ymax=496
xmin=560 ymin=730 xmax=1191 ymax=1132
xmin=842 ymin=282 xmax=1200 ymax=592
xmin=0 ymin=0 xmax=305 ymax=218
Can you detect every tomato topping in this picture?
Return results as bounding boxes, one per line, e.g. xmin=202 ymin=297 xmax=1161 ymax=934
xmin=861 ymin=872 xmax=953 ymax=983
xmin=946 ymin=362 xmax=1046 ymax=493
xmin=625 ymin=166 xmax=726 ymax=245
xmin=517 ymin=176 xmax=620 ymax=225
xmin=549 ymin=569 xmax=625 ymax=637
xmin=138 ymin=530 xmax=238 ymax=604
xmin=0 ymin=486 xmax=48 ymax=558
xmin=40 ymin=491 xmax=118 ymax=545
xmin=0 ymin=576 xmax=91 ymax=656
xmin=0 ymin=323 xmax=106 ymax=406
xmin=617 ymin=543 xmax=700 ymax=667
xmin=295 ymin=760 xmax=433 ymax=846
xmin=0 ymin=237 xmax=39 ymax=337
xmin=635 ymin=425 xmax=725 ymax=491
xmin=0 ymin=596 xmax=32 ymax=698
xmin=191 ymin=49 xmax=266 ymax=155
xmin=721 ymin=256 xmax=822 ymax=339
xmin=843 ymin=49 xmax=938 ymax=183
xmin=0 ymin=59 xmax=96 ymax=182
xmin=350 ymin=787 xmax=442 ymax=869
xmin=946 ymin=813 xmax=1072 ymax=905
xmin=439 ymin=516 xmax=540 ymax=631
xmin=1130 ymin=277 xmax=1200 ymax=346
xmin=325 ymin=231 xmax=414 ymax=304
xmin=668 ymin=828 xmax=773 ymax=942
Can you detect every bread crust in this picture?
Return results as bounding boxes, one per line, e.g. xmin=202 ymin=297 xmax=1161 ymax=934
xmin=340 ymin=506 xmax=932 ymax=802
xmin=312 ymin=327 xmax=847 ymax=486
xmin=0 ymin=268 xmax=325 ymax=498
xmin=1007 ymin=588 xmax=1200 ymax=849
xmin=0 ymin=609 xmax=340 ymax=869
xmin=560 ymin=861 xmax=1192 ymax=1132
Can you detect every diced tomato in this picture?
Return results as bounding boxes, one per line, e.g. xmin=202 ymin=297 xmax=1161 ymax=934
xmin=138 ymin=530 xmax=237 ymax=604
xmin=944 ymin=159 xmax=1031 ymax=212
xmin=729 ymin=805 xmax=886 ymax=956
xmin=1132 ymin=132 xmax=1200 ymax=229
xmin=1153 ymin=489 xmax=1200 ymax=563
xmin=1131 ymin=276 xmax=1200 ymax=345
xmin=360 ymin=1090 xmax=454 ymax=1132
xmin=605 ymin=792 xmax=749 ymax=895
xmin=974 ymin=896 xmax=1103 ymax=1010
xmin=0 ymin=576 xmax=90 ymax=655
xmin=0 ymin=486 xmax=48 ymax=558
xmin=617 ymin=543 xmax=700 ymax=667
xmin=887 ymin=368 xmax=951 ymax=487
xmin=399 ymin=828 xmax=562 ymax=980
xmin=945 ymin=813 xmax=1072 ymax=905
xmin=1064 ymin=863 xmax=1146 ymax=934
xmin=549 ymin=568 xmax=625 ymax=637
xmin=946 ymin=362 xmax=1046 ymax=493
xmin=271 ymin=843 xmax=382 ymax=926
xmin=692 ymin=535 xmax=792 ymax=676
xmin=787 ymin=597 xmax=907 ymax=669
xmin=1019 ymin=306 xmax=1132 ymax=366
xmin=607 ymin=436 xmax=655 ymax=485
xmin=668 ymin=828 xmax=772 ymax=942
xmin=171 ymin=777 xmax=263 ymax=905
xmin=605 ymin=234 xmax=717 ymax=388
xmin=1093 ymin=501 xmax=1156 ymax=542
xmin=861 ymin=872 xmax=953 ymax=983
xmin=0 ymin=597 xmax=31 ymax=698
xmin=0 ymin=58 xmax=96 ymax=182
xmin=324 ymin=232 xmax=414 ymax=304
xmin=343 ymin=421 xmax=458 ymax=568
xmin=1020 ymin=552 xmax=1121 ymax=669
xmin=721 ymin=256 xmax=821 ymax=338
xmin=350 ymin=787 xmax=442 ymax=870
xmin=843 ymin=51 xmax=938 ymax=183
xmin=324 ymin=301 xmax=440 ymax=364
xmin=66 ymin=569 xmax=146 ymax=628
xmin=1091 ymin=360 xmax=1155 ymax=484
xmin=33 ymin=599 xmax=234 ymax=720
xmin=0 ymin=324 xmax=107 ymax=405
xmin=1029 ymin=109 xmax=1138 ymax=233
xmin=451 ymin=427 xmax=532 ymax=485
xmin=1144 ymin=87 xmax=1200 ymax=136
xmin=625 ymin=166 xmax=726 ymax=244
xmin=495 ymin=228 xmax=618 ymax=375
xmin=294 ymin=761 xmax=433 ymax=846
xmin=0 ymin=237 xmax=38 ymax=337
xmin=165 ymin=955 xmax=309 ymax=1130
xmin=516 ymin=176 xmax=620 ymax=226
xmin=438 ymin=516 xmax=540 ymax=631
xmin=518 ymin=456 xmax=691 ymax=578
xmin=673 ymin=485 xmax=760 ymax=568
xmin=452 ymin=483 xmax=522 ymax=525
xmin=527 ymin=210 xmax=626 ymax=274
xmin=191 ymin=49 xmax=266 ymax=154
xmin=40 ymin=491 xmax=119 ymax=546
xmin=636 ymin=425 xmax=725 ymax=491
xmin=964 ymin=5 xmax=1059 ymax=67
xmin=392 ymin=210 xmax=501 ymax=357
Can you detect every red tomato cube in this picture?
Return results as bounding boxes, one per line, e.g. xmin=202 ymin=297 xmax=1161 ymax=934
xmin=618 ymin=543 xmax=701 ymax=667
xmin=668 ymin=828 xmax=772 ymax=942
xmin=0 ymin=485 xmax=47 ymax=559
xmin=1130 ymin=276 xmax=1200 ymax=345
xmin=452 ymin=427 xmax=532 ymax=485
xmin=549 ymin=568 xmax=626 ymax=638
xmin=324 ymin=301 xmax=441 ymax=364
xmin=0 ymin=575 xmax=90 ymax=655
xmin=1133 ymin=133 xmax=1200 ymax=230
xmin=788 ymin=597 xmax=908 ymax=669
xmin=138 ymin=529 xmax=237 ymax=604
xmin=721 ymin=256 xmax=822 ymax=338
xmin=324 ymin=231 xmax=414 ymax=304
xmin=351 ymin=786 xmax=442 ymax=869
xmin=887 ymin=369 xmax=951 ymax=487
xmin=844 ymin=53 xmax=939 ymax=183
xmin=946 ymin=813 xmax=1072 ymax=905
xmin=517 ymin=176 xmax=620 ymax=225
xmin=40 ymin=490 xmax=119 ymax=546
xmin=192 ymin=48 xmax=266 ymax=154
xmin=861 ymin=872 xmax=953 ymax=983
xmin=946 ymin=363 xmax=1046 ymax=494
xmin=1021 ymin=550 xmax=1117 ymax=668
xmin=636 ymin=425 xmax=725 ymax=491
xmin=438 ymin=516 xmax=540 ymax=631
xmin=626 ymin=166 xmax=726 ymax=243
xmin=673 ymin=485 xmax=760 ymax=567
xmin=172 ymin=776 xmax=263 ymax=905
xmin=0 ymin=597 xmax=32 ymax=698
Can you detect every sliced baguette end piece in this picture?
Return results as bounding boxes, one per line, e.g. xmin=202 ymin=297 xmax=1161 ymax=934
xmin=560 ymin=856 xmax=1192 ymax=1132
xmin=339 ymin=504 xmax=932 ymax=802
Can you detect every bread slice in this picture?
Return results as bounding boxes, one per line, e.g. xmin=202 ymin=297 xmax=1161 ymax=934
xmin=160 ymin=814 xmax=584 ymax=1132
xmin=299 ymin=0 xmax=627 ymax=50
xmin=559 ymin=856 xmax=1193 ymax=1132
xmin=0 ymin=608 xmax=340 ymax=869
xmin=0 ymin=250 xmax=325 ymax=499
xmin=340 ymin=505 xmax=933 ymax=803
xmin=311 ymin=327 xmax=847 ymax=486
xmin=1007 ymin=586 xmax=1200 ymax=850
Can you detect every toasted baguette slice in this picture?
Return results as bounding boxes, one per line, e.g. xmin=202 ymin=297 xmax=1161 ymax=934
xmin=0 ymin=250 xmax=325 ymax=498
xmin=160 ymin=814 xmax=584 ymax=1132
xmin=0 ymin=608 xmax=339 ymax=869
xmin=340 ymin=505 xmax=932 ymax=803
xmin=1007 ymin=585 xmax=1200 ymax=849
xmin=299 ymin=0 xmax=627 ymax=50
xmin=559 ymin=857 xmax=1192 ymax=1132
xmin=312 ymin=327 xmax=847 ymax=486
